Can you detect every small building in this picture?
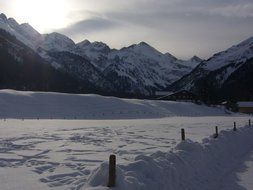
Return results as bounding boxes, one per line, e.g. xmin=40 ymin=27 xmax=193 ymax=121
xmin=238 ymin=102 xmax=253 ymax=114
xmin=156 ymin=90 xmax=199 ymax=102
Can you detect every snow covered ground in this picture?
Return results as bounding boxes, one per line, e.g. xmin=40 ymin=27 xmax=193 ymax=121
xmin=0 ymin=117 xmax=252 ymax=190
xmin=88 ymin=124 xmax=253 ymax=190
xmin=220 ymin=149 xmax=253 ymax=190
xmin=0 ymin=90 xmax=252 ymax=190
xmin=0 ymin=89 xmax=228 ymax=120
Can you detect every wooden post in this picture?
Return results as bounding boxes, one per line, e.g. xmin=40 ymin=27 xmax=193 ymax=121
xmin=249 ymin=119 xmax=251 ymax=126
xmin=214 ymin=126 xmax=218 ymax=138
xmin=233 ymin=122 xmax=237 ymax=131
xmin=181 ymin=128 xmax=185 ymax=141
xmin=108 ymin=154 xmax=116 ymax=187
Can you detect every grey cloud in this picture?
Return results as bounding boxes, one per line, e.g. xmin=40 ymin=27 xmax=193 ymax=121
xmin=105 ymin=0 xmax=253 ymax=19
xmin=59 ymin=0 xmax=253 ymax=58
xmin=209 ymin=3 xmax=253 ymax=18
xmin=57 ymin=17 xmax=120 ymax=37
xmin=66 ymin=0 xmax=253 ymax=29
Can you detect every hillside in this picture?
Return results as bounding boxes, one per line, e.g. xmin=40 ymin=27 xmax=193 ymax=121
xmin=0 ymin=30 xmax=100 ymax=94
xmin=168 ymin=37 xmax=253 ymax=102
xmin=0 ymin=89 xmax=227 ymax=119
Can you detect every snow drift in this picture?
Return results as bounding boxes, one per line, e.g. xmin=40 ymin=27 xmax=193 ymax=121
xmin=0 ymin=90 xmax=227 ymax=119
xmin=86 ymin=125 xmax=253 ymax=190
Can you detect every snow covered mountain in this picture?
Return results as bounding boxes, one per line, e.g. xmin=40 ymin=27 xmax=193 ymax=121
xmin=75 ymin=41 xmax=200 ymax=95
xmin=75 ymin=41 xmax=201 ymax=94
xmin=179 ymin=55 xmax=203 ymax=68
xmin=0 ymin=29 xmax=102 ymax=94
xmin=169 ymin=37 xmax=253 ymax=101
xmin=2 ymin=12 xmax=253 ymax=100
xmin=0 ymin=13 xmax=40 ymax=48
xmin=40 ymin=32 xmax=76 ymax=52
xmin=76 ymin=40 xmax=111 ymax=69
xmin=0 ymin=13 xmax=201 ymax=96
xmin=101 ymin=42 xmax=192 ymax=95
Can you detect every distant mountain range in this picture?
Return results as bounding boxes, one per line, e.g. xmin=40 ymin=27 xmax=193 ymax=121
xmin=168 ymin=36 xmax=253 ymax=102
xmin=0 ymin=13 xmax=201 ymax=97
xmin=0 ymin=13 xmax=252 ymax=101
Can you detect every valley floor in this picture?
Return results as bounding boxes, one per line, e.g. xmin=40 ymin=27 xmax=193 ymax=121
xmin=0 ymin=90 xmax=252 ymax=189
xmin=0 ymin=116 xmax=252 ymax=190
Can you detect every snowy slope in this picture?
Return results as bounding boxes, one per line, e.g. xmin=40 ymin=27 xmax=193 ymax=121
xmin=177 ymin=55 xmax=203 ymax=68
xmin=221 ymin=150 xmax=253 ymax=190
xmin=169 ymin=37 xmax=253 ymax=95
xmin=46 ymin=51 xmax=115 ymax=91
xmin=39 ymin=32 xmax=76 ymax=52
xmin=0 ymin=29 xmax=104 ymax=94
xmin=0 ymin=91 xmax=252 ymax=190
xmin=0 ymin=13 xmax=40 ymax=48
xmin=76 ymin=40 xmax=111 ymax=69
xmin=100 ymin=42 xmax=195 ymax=95
xmin=87 ymin=125 xmax=253 ymax=190
xmin=0 ymin=116 xmax=250 ymax=190
xmin=0 ymin=89 xmax=227 ymax=119
xmin=75 ymin=41 xmax=201 ymax=95
xmin=202 ymin=37 xmax=253 ymax=71
xmin=0 ymin=14 xmax=115 ymax=93
xmin=107 ymin=42 xmax=191 ymax=84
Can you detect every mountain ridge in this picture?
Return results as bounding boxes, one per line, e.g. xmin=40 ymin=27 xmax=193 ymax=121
xmin=168 ymin=36 xmax=253 ymax=102
xmin=1 ymin=12 xmax=252 ymax=101
xmin=0 ymin=13 xmax=201 ymax=96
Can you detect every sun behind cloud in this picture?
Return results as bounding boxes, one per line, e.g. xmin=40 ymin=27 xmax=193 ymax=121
xmin=13 ymin=0 xmax=70 ymax=33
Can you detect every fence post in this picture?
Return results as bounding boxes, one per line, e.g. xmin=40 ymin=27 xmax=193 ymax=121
xmin=214 ymin=126 xmax=218 ymax=138
xmin=181 ymin=128 xmax=185 ymax=141
xmin=249 ymin=119 xmax=251 ymax=126
xmin=233 ymin=122 xmax=237 ymax=131
xmin=108 ymin=154 xmax=116 ymax=187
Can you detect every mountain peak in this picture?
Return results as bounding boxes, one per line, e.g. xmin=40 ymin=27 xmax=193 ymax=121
xmin=138 ymin=41 xmax=150 ymax=46
xmin=47 ymin=32 xmax=68 ymax=37
xmin=190 ymin=55 xmax=202 ymax=62
xmin=45 ymin=32 xmax=75 ymax=44
xmin=92 ymin=41 xmax=109 ymax=48
xmin=41 ymin=32 xmax=75 ymax=52
xmin=20 ymin=23 xmax=33 ymax=28
xmin=77 ymin=40 xmax=91 ymax=47
xmin=20 ymin=23 xmax=40 ymax=35
xmin=127 ymin=41 xmax=155 ymax=51
xmin=0 ymin=13 xmax=7 ymax=21
xmin=7 ymin=17 xmax=18 ymax=25
xmin=164 ymin=52 xmax=178 ymax=61
xmin=88 ymin=41 xmax=111 ymax=54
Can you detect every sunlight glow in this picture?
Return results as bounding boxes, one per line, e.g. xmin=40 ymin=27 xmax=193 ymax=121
xmin=13 ymin=0 xmax=70 ymax=32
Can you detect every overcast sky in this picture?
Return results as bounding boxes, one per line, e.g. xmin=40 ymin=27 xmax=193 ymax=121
xmin=1 ymin=0 xmax=253 ymax=59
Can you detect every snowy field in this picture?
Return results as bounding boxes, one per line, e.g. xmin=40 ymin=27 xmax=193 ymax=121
xmin=1 ymin=117 xmax=252 ymax=190
xmin=0 ymin=90 xmax=252 ymax=190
